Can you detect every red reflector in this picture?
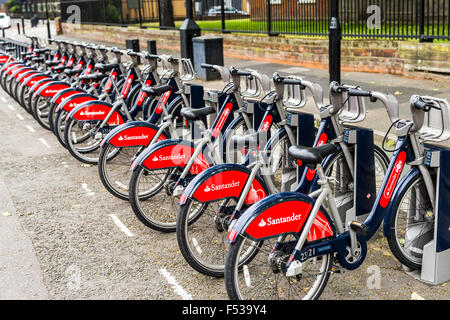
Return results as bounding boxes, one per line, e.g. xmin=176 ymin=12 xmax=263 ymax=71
xmin=130 ymin=161 xmax=138 ymax=171
xmin=227 ymin=229 xmax=238 ymax=243
xmin=179 ymin=194 xmax=188 ymax=205
xmin=297 ymin=160 xmax=303 ymax=167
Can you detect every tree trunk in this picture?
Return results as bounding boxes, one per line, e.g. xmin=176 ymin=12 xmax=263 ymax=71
xmin=160 ymin=0 xmax=175 ymax=27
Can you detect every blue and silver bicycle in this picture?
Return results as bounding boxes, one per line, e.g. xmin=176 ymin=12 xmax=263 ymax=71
xmin=224 ymin=86 xmax=449 ymax=300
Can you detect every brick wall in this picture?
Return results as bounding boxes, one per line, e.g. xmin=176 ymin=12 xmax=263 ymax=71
xmin=62 ymin=22 xmax=450 ymax=77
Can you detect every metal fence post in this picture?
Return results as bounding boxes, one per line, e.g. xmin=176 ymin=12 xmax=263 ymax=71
xmin=266 ymin=0 xmax=271 ymax=36
xmin=138 ymin=0 xmax=143 ymax=28
xmin=17 ymin=23 xmax=21 ymax=35
xmin=221 ymin=0 xmax=225 ymax=33
xmin=180 ymin=0 xmax=201 ymax=63
xmin=329 ymin=0 xmax=341 ymax=83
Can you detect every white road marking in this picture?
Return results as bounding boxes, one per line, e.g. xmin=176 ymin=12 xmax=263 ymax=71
xmin=25 ymin=125 xmax=36 ymax=133
xmin=81 ymin=183 xmax=95 ymax=196
xmin=108 ymin=214 xmax=134 ymax=237
xmin=39 ymin=138 xmax=50 ymax=148
xmin=7 ymin=104 xmax=14 ymax=111
xmin=115 ymin=180 xmax=128 ymax=191
xmin=1 ymin=97 xmax=7 ymax=103
xmin=16 ymin=114 xmax=24 ymax=121
xmin=158 ymin=268 xmax=192 ymax=300
xmin=191 ymin=237 xmax=202 ymax=255
xmin=243 ymin=265 xmax=251 ymax=287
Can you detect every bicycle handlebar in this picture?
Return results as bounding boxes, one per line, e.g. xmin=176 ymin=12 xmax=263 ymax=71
xmin=412 ymin=96 xmax=433 ymax=112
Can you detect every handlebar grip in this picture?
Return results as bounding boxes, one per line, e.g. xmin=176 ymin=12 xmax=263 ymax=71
xmin=330 ymin=83 xmax=343 ymax=94
xmin=347 ymin=88 xmax=372 ymax=97
xmin=413 ymin=97 xmax=433 ymax=112
xmin=230 ymin=66 xmax=252 ymax=76
xmin=201 ymin=63 xmax=215 ymax=69
xmin=146 ymin=54 xmax=159 ymax=59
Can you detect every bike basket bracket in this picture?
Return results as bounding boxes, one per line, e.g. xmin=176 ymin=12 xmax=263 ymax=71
xmin=283 ymin=81 xmax=307 ymax=110
xmin=418 ymin=97 xmax=450 ymax=143
xmin=338 ymin=85 xmax=367 ymax=123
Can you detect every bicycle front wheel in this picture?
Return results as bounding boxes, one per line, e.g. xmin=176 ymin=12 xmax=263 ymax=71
xmin=387 ymin=174 xmax=434 ymax=270
xmin=225 ymin=235 xmax=332 ymax=300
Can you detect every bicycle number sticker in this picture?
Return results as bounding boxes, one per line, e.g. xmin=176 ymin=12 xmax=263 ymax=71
xmin=380 ymin=151 xmax=406 ymax=208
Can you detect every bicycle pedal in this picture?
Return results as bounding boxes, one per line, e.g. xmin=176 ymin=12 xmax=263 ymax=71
xmin=349 ymin=221 xmax=370 ymax=236
xmin=330 ymin=265 xmax=345 ymax=275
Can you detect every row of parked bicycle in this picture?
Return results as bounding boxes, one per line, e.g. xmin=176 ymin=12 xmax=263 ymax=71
xmin=1 ymin=35 xmax=448 ymax=299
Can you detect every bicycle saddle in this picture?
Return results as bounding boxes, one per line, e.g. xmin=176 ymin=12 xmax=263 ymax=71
xmin=32 ymin=57 xmax=45 ymax=63
xmin=288 ymin=144 xmax=338 ymax=167
xmin=142 ymin=84 xmax=172 ymax=96
xmin=52 ymin=65 xmax=68 ymax=72
xmin=78 ymin=73 xmax=108 ymax=81
xmin=94 ymin=63 xmax=119 ymax=72
xmin=180 ymin=106 xmax=216 ymax=121
xmin=64 ymin=68 xmax=83 ymax=76
xmin=45 ymin=60 xmax=61 ymax=67
xmin=34 ymin=48 xmax=50 ymax=54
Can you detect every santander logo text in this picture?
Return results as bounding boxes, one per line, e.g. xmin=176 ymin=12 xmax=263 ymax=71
xmin=258 ymin=213 xmax=302 ymax=228
xmin=152 ymin=154 xmax=186 ymax=162
xmin=118 ymin=134 xmax=149 ymax=141
xmin=203 ymin=180 xmax=240 ymax=193
xmin=380 ymin=151 xmax=406 ymax=208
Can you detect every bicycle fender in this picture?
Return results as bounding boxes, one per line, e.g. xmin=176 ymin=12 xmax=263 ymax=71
xmin=11 ymin=67 xmax=34 ymax=79
xmin=17 ymin=70 xmax=39 ymax=83
xmin=0 ymin=55 xmax=12 ymax=64
xmin=29 ymin=77 xmax=55 ymax=93
xmin=227 ymin=192 xmax=336 ymax=243
xmin=6 ymin=63 xmax=26 ymax=75
xmin=50 ymin=87 xmax=85 ymax=106
xmin=56 ymin=93 xmax=98 ymax=112
xmin=22 ymin=73 xmax=51 ymax=88
xmin=66 ymin=100 xmax=126 ymax=126
xmin=35 ymin=81 xmax=71 ymax=98
xmin=101 ymin=121 xmax=168 ymax=148
xmin=131 ymin=139 xmax=212 ymax=175
xmin=383 ymin=168 xmax=421 ymax=237
xmin=179 ymin=164 xmax=269 ymax=206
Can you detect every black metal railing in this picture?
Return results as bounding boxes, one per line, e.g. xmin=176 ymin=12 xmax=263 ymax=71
xmin=59 ymin=0 xmax=449 ymax=41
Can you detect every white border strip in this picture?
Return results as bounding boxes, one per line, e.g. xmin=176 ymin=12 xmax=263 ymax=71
xmin=158 ymin=268 xmax=192 ymax=300
xmin=109 ymin=214 xmax=134 ymax=237
xmin=39 ymin=138 xmax=50 ymax=148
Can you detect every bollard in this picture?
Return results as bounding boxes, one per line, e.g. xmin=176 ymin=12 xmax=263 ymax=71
xmin=180 ymin=0 xmax=201 ymax=63
xmin=125 ymin=39 xmax=140 ymax=64
xmin=192 ymin=36 xmax=223 ymax=81
xmin=147 ymin=40 xmax=157 ymax=55
xmin=17 ymin=23 xmax=20 ymax=35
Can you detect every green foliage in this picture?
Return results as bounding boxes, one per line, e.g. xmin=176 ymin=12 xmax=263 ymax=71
xmin=8 ymin=5 xmax=20 ymax=13
xmin=105 ymin=2 xmax=121 ymax=24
